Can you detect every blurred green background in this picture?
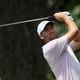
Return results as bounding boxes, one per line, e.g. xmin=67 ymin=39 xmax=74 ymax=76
xmin=0 ymin=0 xmax=80 ymax=80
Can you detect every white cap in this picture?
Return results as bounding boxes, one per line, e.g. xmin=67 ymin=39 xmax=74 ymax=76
xmin=37 ymin=21 xmax=54 ymax=36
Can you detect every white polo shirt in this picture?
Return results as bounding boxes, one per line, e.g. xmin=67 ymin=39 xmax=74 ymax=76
xmin=42 ymin=35 xmax=80 ymax=80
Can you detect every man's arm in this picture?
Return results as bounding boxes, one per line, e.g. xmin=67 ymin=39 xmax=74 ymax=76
xmin=54 ymin=12 xmax=79 ymax=43
xmin=72 ymin=29 xmax=80 ymax=42
xmin=70 ymin=29 xmax=80 ymax=51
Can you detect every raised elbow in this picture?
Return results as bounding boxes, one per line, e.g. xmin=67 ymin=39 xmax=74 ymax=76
xmin=74 ymin=28 xmax=79 ymax=36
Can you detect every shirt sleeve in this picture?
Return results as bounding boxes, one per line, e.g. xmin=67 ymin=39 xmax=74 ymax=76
xmin=42 ymin=35 xmax=68 ymax=62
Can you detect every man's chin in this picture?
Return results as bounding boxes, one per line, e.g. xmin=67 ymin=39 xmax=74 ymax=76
xmin=53 ymin=35 xmax=58 ymax=39
xmin=49 ymin=37 xmax=56 ymax=41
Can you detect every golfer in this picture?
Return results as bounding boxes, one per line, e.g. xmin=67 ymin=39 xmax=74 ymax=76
xmin=37 ymin=12 xmax=80 ymax=80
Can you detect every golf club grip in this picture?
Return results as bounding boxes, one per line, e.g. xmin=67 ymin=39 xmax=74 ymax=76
xmin=48 ymin=16 xmax=57 ymax=22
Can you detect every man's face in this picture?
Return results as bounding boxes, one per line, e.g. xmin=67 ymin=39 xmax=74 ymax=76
xmin=40 ymin=24 xmax=58 ymax=43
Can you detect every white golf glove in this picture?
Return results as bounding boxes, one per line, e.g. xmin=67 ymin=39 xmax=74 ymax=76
xmin=63 ymin=11 xmax=73 ymax=20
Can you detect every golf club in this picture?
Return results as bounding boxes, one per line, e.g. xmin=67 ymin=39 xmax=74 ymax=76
xmin=0 ymin=16 xmax=55 ymax=27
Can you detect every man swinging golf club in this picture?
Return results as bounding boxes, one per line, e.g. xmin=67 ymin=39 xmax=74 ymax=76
xmin=37 ymin=11 xmax=80 ymax=80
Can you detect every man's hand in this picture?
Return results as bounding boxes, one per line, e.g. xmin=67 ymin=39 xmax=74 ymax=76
xmin=54 ymin=11 xmax=73 ymax=22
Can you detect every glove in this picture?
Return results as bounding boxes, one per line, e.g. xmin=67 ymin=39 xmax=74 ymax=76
xmin=63 ymin=11 xmax=73 ymax=20
xmin=68 ymin=16 xmax=73 ymax=20
xmin=63 ymin=12 xmax=70 ymax=16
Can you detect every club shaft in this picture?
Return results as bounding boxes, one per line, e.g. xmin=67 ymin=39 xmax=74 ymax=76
xmin=0 ymin=16 xmax=54 ymax=27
